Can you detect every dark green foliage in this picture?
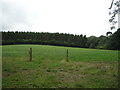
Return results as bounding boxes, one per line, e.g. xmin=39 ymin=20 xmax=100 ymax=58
xmin=1 ymin=29 xmax=120 ymax=50
xmin=106 ymin=28 xmax=120 ymax=50
xmin=97 ymin=35 xmax=108 ymax=49
xmin=86 ymin=29 xmax=120 ymax=50
xmin=86 ymin=36 xmax=99 ymax=49
xmin=1 ymin=31 xmax=87 ymax=48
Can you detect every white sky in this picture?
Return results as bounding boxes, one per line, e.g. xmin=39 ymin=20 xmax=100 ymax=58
xmin=0 ymin=0 xmax=118 ymax=37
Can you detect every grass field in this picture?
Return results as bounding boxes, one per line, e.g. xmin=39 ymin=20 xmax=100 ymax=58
xmin=2 ymin=45 xmax=118 ymax=88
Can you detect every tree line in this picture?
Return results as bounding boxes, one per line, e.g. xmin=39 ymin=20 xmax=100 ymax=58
xmin=1 ymin=28 xmax=120 ymax=50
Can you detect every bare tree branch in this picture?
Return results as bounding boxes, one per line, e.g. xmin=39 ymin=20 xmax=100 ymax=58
xmin=109 ymin=0 xmax=114 ymax=9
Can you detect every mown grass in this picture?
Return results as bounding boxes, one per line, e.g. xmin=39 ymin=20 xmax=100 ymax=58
xmin=2 ymin=45 xmax=118 ymax=88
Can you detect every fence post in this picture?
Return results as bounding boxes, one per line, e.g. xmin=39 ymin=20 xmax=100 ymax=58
xmin=66 ymin=49 xmax=68 ymax=62
xmin=29 ymin=48 xmax=32 ymax=61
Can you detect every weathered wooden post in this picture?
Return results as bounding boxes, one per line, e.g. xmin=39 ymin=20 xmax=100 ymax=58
xmin=29 ymin=48 xmax=32 ymax=61
xmin=66 ymin=49 xmax=68 ymax=62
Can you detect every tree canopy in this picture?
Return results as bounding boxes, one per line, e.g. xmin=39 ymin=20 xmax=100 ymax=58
xmin=1 ymin=30 xmax=119 ymax=50
xmin=109 ymin=0 xmax=120 ymax=30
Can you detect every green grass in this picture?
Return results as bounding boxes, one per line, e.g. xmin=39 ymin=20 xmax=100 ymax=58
xmin=2 ymin=45 xmax=118 ymax=88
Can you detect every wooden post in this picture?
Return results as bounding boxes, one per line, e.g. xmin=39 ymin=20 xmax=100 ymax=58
xmin=29 ymin=48 xmax=32 ymax=61
xmin=66 ymin=49 xmax=68 ymax=62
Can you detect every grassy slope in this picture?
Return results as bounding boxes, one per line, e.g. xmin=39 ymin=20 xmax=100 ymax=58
xmin=2 ymin=45 xmax=118 ymax=88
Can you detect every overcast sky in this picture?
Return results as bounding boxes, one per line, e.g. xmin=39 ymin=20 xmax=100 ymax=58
xmin=0 ymin=0 xmax=118 ymax=37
